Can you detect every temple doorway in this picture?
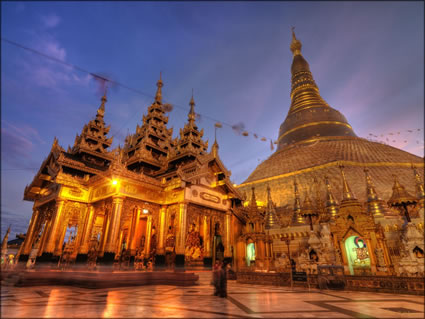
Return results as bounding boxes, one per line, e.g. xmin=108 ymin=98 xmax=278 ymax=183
xmin=344 ymin=235 xmax=371 ymax=275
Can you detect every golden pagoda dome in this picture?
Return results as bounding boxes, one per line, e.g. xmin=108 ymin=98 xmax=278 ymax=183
xmin=237 ymin=30 xmax=424 ymax=209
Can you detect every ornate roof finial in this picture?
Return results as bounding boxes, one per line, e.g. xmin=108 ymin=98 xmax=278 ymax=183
xmin=1 ymin=225 xmax=11 ymax=252
xmin=188 ymin=89 xmax=196 ymax=123
xmin=97 ymin=91 xmax=107 ymax=118
xmin=364 ymin=168 xmax=384 ymax=218
xmin=290 ymin=26 xmax=302 ymax=56
xmin=324 ymin=175 xmax=338 ymax=220
xmin=211 ymin=138 xmax=219 ymax=158
xmin=292 ymin=178 xmax=305 ymax=224
xmin=155 ymin=72 xmax=163 ymax=103
xmin=265 ymin=185 xmax=280 ymax=230
xmin=412 ymin=164 xmax=425 ymax=200
xmin=339 ymin=163 xmax=357 ymax=201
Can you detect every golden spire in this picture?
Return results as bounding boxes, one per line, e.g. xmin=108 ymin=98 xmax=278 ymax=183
xmin=339 ymin=164 xmax=357 ymax=201
xmin=412 ymin=164 xmax=425 ymax=199
xmin=277 ymin=30 xmax=356 ymax=150
xmin=290 ymin=27 xmax=302 ymax=56
xmin=324 ymin=175 xmax=338 ymax=220
xmin=1 ymin=225 xmax=11 ymax=252
xmin=388 ymin=174 xmax=417 ymax=206
xmin=250 ymin=186 xmax=257 ymax=209
xmin=211 ymin=137 xmax=219 ymax=158
xmin=155 ymin=72 xmax=163 ymax=103
xmin=265 ymin=185 xmax=280 ymax=229
xmin=97 ymin=91 xmax=107 ymax=119
xmin=188 ymin=89 xmax=196 ymax=125
xmin=292 ymin=179 xmax=305 ymax=224
xmin=364 ymin=168 xmax=384 ymax=218
xmin=302 ymin=188 xmax=314 ymax=215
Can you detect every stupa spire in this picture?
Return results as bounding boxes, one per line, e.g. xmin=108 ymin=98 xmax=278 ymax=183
xmin=290 ymin=27 xmax=302 ymax=56
xmin=277 ymin=30 xmax=356 ymax=150
xmin=339 ymin=164 xmax=357 ymax=201
xmin=412 ymin=165 xmax=425 ymax=200
xmin=264 ymin=185 xmax=280 ymax=229
xmin=364 ymin=168 xmax=385 ymax=218
xmin=155 ymin=72 xmax=163 ymax=103
xmin=324 ymin=175 xmax=338 ymax=220
xmin=292 ymin=179 xmax=305 ymax=224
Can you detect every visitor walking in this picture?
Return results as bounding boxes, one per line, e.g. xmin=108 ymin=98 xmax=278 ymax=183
xmin=219 ymin=261 xmax=227 ymax=298
xmin=212 ymin=260 xmax=221 ymax=296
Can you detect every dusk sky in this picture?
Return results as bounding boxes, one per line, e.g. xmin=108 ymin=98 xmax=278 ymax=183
xmin=1 ymin=1 xmax=424 ymax=239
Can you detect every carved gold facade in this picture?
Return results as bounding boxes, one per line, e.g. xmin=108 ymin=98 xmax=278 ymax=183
xmin=19 ymin=79 xmax=243 ymax=269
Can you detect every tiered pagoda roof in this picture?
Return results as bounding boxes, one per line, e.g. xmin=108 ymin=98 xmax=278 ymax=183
xmin=123 ymin=74 xmax=175 ymax=175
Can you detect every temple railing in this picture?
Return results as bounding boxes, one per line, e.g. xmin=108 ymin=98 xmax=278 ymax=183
xmin=236 ymin=271 xmax=424 ymax=295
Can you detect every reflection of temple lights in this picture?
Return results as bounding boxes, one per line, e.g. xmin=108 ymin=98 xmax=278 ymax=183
xmin=142 ymin=209 xmax=149 ymax=214
xmin=112 ymin=180 xmax=118 ymax=185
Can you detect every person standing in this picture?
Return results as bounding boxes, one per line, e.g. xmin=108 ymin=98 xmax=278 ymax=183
xmin=212 ymin=260 xmax=221 ymax=296
xmin=219 ymin=261 xmax=227 ymax=298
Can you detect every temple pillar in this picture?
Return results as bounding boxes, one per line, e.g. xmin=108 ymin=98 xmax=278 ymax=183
xmin=145 ymin=215 xmax=152 ymax=256
xmin=129 ymin=208 xmax=141 ymax=254
xmin=98 ymin=208 xmax=110 ymax=257
xmin=366 ymin=237 xmax=377 ymax=274
xmin=224 ymin=211 xmax=232 ymax=265
xmin=38 ymin=216 xmax=51 ymax=257
xmin=76 ymin=204 xmax=95 ymax=263
xmin=175 ymin=203 xmax=187 ymax=269
xmin=202 ymin=215 xmax=212 ymax=268
xmin=54 ymin=219 xmax=68 ymax=256
xmin=155 ymin=206 xmax=166 ymax=267
xmin=39 ymin=200 xmax=66 ymax=265
xmin=18 ymin=209 xmax=40 ymax=262
xmin=100 ymin=196 xmax=124 ymax=269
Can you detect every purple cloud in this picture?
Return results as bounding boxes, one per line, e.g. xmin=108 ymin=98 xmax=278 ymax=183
xmin=1 ymin=121 xmax=46 ymax=166
xmin=41 ymin=13 xmax=61 ymax=29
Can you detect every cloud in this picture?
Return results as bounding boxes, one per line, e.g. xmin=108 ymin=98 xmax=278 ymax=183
xmin=41 ymin=13 xmax=61 ymax=29
xmin=1 ymin=121 xmax=46 ymax=166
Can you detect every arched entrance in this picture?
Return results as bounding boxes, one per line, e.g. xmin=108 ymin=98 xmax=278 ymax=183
xmin=344 ymin=235 xmax=371 ymax=275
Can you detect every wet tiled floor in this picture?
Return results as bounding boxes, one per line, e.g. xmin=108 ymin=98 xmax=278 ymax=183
xmin=1 ymin=271 xmax=424 ymax=318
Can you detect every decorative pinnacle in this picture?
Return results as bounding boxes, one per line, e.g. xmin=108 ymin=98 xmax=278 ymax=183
xmin=290 ymin=26 xmax=302 ymax=56
xmin=188 ymin=89 xmax=196 ymax=123
xmin=293 ymin=179 xmax=301 ymax=212
xmin=339 ymin=164 xmax=357 ymax=201
xmin=97 ymin=92 xmax=107 ymax=118
xmin=324 ymin=175 xmax=338 ymax=220
xmin=265 ymin=185 xmax=280 ymax=230
xmin=155 ymin=72 xmax=163 ymax=103
xmin=412 ymin=164 xmax=425 ymax=199
xmin=364 ymin=168 xmax=379 ymax=201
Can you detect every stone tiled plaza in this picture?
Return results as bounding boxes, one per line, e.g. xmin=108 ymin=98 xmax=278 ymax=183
xmin=1 ymin=272 xmax=424 ymax=318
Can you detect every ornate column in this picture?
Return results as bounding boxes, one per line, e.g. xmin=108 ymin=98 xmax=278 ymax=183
xmin=155 ymin=206 xmax=167 ymax=267
xmin=175 ymin=203 xmax=187 ymax=268
xmin=202 ymin=215 xmax=212 ymax=267
xmin=224 ymin=211 xmax=232 ymax=262
xmin=76 ymin=204 xmax=95 ymax=262
xmin=19 ymin=209 xmax=41 ymax=260
xmin=144 ymin=214 xmax=152 ymax=255
xmin=42 ymin=200 xmax=66 ymax=262
xmin=104 ymin=196 xmax=124 ymax=255
xmin=38 ymin=216 xmax=52 ymax=257
xmin=130 ymin=208 xmax=142 ymax=253
xmin=98 ymin=209 xmax=110 ymax=257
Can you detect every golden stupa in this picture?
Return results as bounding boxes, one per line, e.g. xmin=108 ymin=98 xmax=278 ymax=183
xmin=237 ymin=29 xmax=424 ymax=211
